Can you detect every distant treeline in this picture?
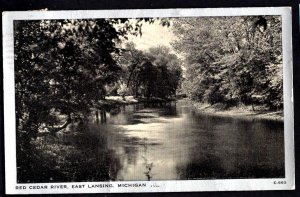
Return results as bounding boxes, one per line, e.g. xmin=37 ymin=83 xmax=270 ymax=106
xmin=172 ymin=16 xmax=283 ymax=110
xmin=113 ymin=43 xmax=182 ymax=99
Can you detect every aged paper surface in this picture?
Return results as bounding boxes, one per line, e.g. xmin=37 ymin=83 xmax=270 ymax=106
xmin=2 ymin=7 xmax=294 ymax=194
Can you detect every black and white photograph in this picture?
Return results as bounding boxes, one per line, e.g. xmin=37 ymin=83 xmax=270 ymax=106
xmin=2 ymin=8 xmax=294 ymax=194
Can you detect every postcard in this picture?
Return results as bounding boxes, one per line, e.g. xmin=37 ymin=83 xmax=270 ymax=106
xmin=2 ymin=7 xmax=294 ymax=194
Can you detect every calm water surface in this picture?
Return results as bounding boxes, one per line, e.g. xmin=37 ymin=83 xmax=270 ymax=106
xmin=89 ymin=100 xmax=284 ymax=181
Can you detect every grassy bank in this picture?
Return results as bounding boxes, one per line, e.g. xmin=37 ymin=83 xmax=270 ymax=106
xmin=17 ymin=124 xmax=120 ymax=183
xmin=185 ymin=99 xmax=283 ymax=122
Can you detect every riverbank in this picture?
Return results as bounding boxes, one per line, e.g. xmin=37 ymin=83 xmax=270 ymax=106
xmin=186 ymin=100 xmax=284 ymax=122
xmin=18 ymin=123 xmax=118 ymax=183
xmin=98 ymin=96 xmax=283 ymax=121
xmin=96 ymin=96 xmax=174 ymax=108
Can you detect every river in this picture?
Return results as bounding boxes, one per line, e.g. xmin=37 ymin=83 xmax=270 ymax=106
xmin=89 ymin=100 xmax=284 ymax=181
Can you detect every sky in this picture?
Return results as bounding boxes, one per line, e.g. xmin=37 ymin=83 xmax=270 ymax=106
xmin=125 ymin=20 xmax=178 ymax=52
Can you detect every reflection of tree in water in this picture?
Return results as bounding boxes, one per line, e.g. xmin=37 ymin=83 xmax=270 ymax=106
xmin=142 ymin=140 xmax=154 ymax=181
xmin=176 ymin=153 xmax=285 ymax=179
xmin=110 ymin=107 xmax=121 ymax=116
xmin=158 ymin=102 xmax=178 ymax=117
xmin=133 ymin=103 xmax=144 ymax=112
xmin=94 ymin=107 xmax=122 ymax=124
xmin=123 ymin=145 xmax=139 ymax=165
xmin=176 ymin=154 xmax=225 ymax=179
xmin=117 ymin=136 xmax=155 ymax=180
xmin=115 ymin=134 xmax=156 ymax=181
xmin=175 ymin=114 xmax=285 ymax=179
xmin=94 ymin=109 xmax=106 ymax=124
xmin=106 ymin=149 xmax=123 ymax=181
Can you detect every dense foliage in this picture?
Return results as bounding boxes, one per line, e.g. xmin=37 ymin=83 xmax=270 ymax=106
xmin=172 ymin=16 xmax=283 ymax=109
xmin=118 ymin=43 xmax=182 ymax=99
xmin=15 ymin=19 xmax=122 ymax=140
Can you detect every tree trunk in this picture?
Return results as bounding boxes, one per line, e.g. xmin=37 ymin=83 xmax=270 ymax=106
xmin=251 ymin=102 xmax=255 ymax=111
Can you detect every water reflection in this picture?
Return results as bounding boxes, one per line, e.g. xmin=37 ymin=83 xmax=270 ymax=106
xmin=94 ymin=110 xmax=107 ymax=124
xmin=90 ymin=100 xmax=284 ymax=180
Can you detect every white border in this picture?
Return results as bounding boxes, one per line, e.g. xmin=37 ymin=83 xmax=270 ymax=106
xmin=2 ymin=7 xmax=294 ymax=194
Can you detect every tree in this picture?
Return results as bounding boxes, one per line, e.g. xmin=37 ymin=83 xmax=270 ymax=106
xmin=14 ymin=18 xmax=154 ymax=142
xmin=117 ymin=42 xmax=147 ymax=97
xmin=146 ymin=46 xmax=182 ymax=98
xmin=117 ymin=44 xmax=182 ymax=99
xmin=172 ymin=16 xmax=282 ymax=109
